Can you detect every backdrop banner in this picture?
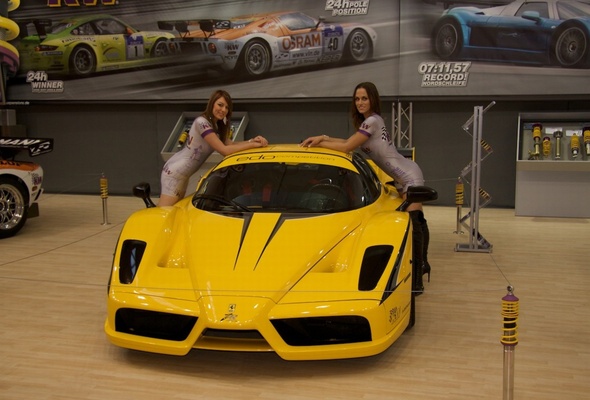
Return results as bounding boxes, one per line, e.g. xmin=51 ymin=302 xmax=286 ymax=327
xmin=4 ymin=0 xmax=590 ymax=102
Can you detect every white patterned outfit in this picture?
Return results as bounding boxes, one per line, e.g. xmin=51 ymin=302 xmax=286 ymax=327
xmin=358 ymin=113 xmax=424 ymax=193
xmin=160 ymin=116 xmax=217 ymax=198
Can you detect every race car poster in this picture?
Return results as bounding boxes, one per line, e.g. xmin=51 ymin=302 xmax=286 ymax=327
xmin=402 ymin=0 xmax=590 ymax=97
xmin=5 ymin=0 xmax=398 ymax=102
xmin=4 ymin=0 xmax=590 ymax=102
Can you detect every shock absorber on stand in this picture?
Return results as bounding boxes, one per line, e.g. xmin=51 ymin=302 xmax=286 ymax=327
xmin=553 ymin=130 xmax=563 ymax=160
xmin=570 ymin=133 xmax=580 ymax=159
xmin=528 ymin=123 xmax=542 ymax=160
xmin=454 ymin=177 xmax=464 ymax=234
xmin=583 ymin=127 xmax=590 ymax=157
xmin=542 ymin=136 xmax=551 ymax=159
xmin=177 ymin=130 xmax=188 ymax=147
xmin=100 ymin=173 xmax=110 ymax=225
xmin=501 ymin=286 xmax=519 ymax=400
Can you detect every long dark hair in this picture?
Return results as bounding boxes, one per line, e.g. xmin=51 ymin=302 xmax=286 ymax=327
xmin=350 ymin=82 xmax=381 ymax=130
xmin=202 ymin=89 xmax=233 ymax=142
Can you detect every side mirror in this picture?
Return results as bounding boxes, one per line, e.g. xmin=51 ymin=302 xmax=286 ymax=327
xmin=133 ymin=182 xmax=156 ymax=208
xmin=397 ymin=186 xmax=438 ymax=211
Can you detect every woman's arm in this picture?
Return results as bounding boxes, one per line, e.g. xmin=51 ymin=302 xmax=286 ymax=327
xmin=300 ymin=132 xmax=368 ymax=153
xmin=206 ymin=134 xmax=268 ymax=156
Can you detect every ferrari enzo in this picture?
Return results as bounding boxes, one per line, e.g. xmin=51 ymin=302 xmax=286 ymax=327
xmin=0 ymin=137 xmax=52 ymax=238
xmin=16 ymin=14 xmax=180 ymax=78
xmin=431 ymin=0 xmax=590 ymax=68
xmin=157 ymin=11 xmax=377 ymax=77
xmin=104 ymin=145 xmax=437 ymax=360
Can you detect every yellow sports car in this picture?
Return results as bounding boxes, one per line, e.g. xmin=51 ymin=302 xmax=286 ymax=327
xmin=104 ymin=145 xmax=437 ymax=360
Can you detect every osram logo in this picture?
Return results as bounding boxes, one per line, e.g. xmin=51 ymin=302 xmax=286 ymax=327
xmin=47 ymin=0 xmax=118 ymax=7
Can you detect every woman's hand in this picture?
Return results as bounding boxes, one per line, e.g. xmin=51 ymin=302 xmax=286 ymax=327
xmin=249 ymin=135 xmax=268 ymax=147
xmin=300 ymin=135 xmax=327 ymax=147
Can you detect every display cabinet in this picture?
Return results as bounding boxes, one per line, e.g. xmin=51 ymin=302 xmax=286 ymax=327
xmin=161 ymin=111 xmax=249 ymax=162
xmin=515 ymin=112 xmax=590 ymax=218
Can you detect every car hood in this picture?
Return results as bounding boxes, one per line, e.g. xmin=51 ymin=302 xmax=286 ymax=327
xmin=182 ymin=210 xmax=361 ymax=302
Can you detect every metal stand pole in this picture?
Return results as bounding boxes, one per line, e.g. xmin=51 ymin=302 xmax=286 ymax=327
xmin=100 ymin=173 xmax=110 ymax=225
xmin=501 ymin=286 xmax=519 ymax=400
xmin=456 ymin=102 xmax=495 ymax=253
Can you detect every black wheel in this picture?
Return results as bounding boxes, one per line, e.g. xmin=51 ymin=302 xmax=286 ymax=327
xmin=239 ymin=40 xmax=271 ymax=77
xmin=152 ymin=39 xmax=170 ymax=57
xmin=69 ymin=45 xmax=97 ymax=77
xmin=432 ymin=19 xmax=463 ymax=60
xmin=344 ymin=29 xmax=372 ymax=63
xmin=552 ymin=24 xmax=589 ymax=68
xmin=0 ymin=177 xmax=29 ymax=239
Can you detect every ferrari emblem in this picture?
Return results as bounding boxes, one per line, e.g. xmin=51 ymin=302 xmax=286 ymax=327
xmin=221 ymin=304 xmax=237 ymax=322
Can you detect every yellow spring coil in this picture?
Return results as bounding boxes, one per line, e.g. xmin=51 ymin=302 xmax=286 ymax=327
xmin=455 ymin=179 xmax=464 ymax=206
xmin=178 ymin=130 xmax=188 ymax=145
xmin=584 ymin=128 xmax=590 ymax=155
xmin=478 ymin=187 xmax=491 ymax=201
xmin=501 ymin=287 xmax=519 ymax=346
xmin=542 ymin=136 xmax=551 ymax=157
xmin=532 ymin=123 xmax=542 ymax=140
xmin=571 ymin=133 xmax=580 ymax=157
xmin=0 ymin=0 xmax=21 ymax=77
xmin=480 ymin=139 xmax=492 ymax=152
xmin=100 ymin=174 xmax=108 ymax=199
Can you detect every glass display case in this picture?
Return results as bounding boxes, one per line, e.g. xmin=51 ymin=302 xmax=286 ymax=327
xmin=161 ymin=111 xmax=249 ymax=162
xmin=515 ymin=112 xmax=590 ymax=217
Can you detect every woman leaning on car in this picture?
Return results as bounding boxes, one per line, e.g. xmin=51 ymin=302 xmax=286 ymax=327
xmin=300 ymin=81 xmax=432 ymax=295
xmin=159 ymin=90 xmax=269 ymax=207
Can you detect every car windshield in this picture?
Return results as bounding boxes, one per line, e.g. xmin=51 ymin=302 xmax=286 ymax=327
xmin=278 ymin=13 xmax=318 ymax=30
xmin=192 ymin=161 xmax=373 ymax=214
xmin=557 ymin=1 xmax=590 ymax=19
xmin=49 ymin=22 xmax=74 ymax=34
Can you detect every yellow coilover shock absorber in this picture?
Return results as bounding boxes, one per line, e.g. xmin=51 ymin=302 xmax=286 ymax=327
xmin=542 ymin=136 xmax=551 ymax=159
xmin=100 ymin=173 xmax=110 ymax=225
xmin=583 ymin=127 xmax=590 ymax=157
xmin=528 ymin=123 xmax=542 ymax=160
xmin=454 ymin=177 xmax=464 ymax=234
xmin=570 ymin=132 xmax=580 ymax=159
xmin=0 ymin=0 xmax=21 ymax=93
xmin=501 ymin=286 xmax=519 ymax=400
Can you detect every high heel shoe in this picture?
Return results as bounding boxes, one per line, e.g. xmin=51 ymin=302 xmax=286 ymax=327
xmin=423 ymin=261 xmax=431 ymax=283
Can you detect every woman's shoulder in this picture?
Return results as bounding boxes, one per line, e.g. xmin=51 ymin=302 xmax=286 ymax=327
xmin=363 ymin=113 xmax=384 ymax=124
xmin=194 ymin=115 xmax=213 ymax=131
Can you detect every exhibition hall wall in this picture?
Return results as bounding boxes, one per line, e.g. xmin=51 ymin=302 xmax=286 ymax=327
xmin=13 ymin=98 xmax=590 ymax=208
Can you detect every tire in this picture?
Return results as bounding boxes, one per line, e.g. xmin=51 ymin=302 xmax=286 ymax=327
xmin=552 ymin=24 xmax=590 ymax=68
xmin=344 ymin=29 xmax=372 ymax=63
xmin=239 ymin=40 xmax=271 ymax=77
xmin=152 ymin=39 xmax=170 ymax=58
xmin=432 ymin=19 xmax=463 ymax=60
xmin=69 ymin=45 xmax=97 ymax=77
xmin=0 ymin=177 xmax=29 ymax=239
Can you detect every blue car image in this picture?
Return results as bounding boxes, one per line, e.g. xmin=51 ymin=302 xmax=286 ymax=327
xmin=431 ymin=0 xmax=590 ymax=68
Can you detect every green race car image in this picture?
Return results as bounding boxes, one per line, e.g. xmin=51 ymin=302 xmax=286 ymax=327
xmin=16 ymin=14 xmax=180 ymax=78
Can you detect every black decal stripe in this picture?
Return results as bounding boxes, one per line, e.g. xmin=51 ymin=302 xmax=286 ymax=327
xmin=381 ymin=219 xmax=410 ymax=304
xmin=233 ymin=214 xmax=253 ymax=270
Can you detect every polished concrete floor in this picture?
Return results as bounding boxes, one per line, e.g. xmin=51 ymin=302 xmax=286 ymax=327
xmin=1 ymin=194 xmax=589 ymax=399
